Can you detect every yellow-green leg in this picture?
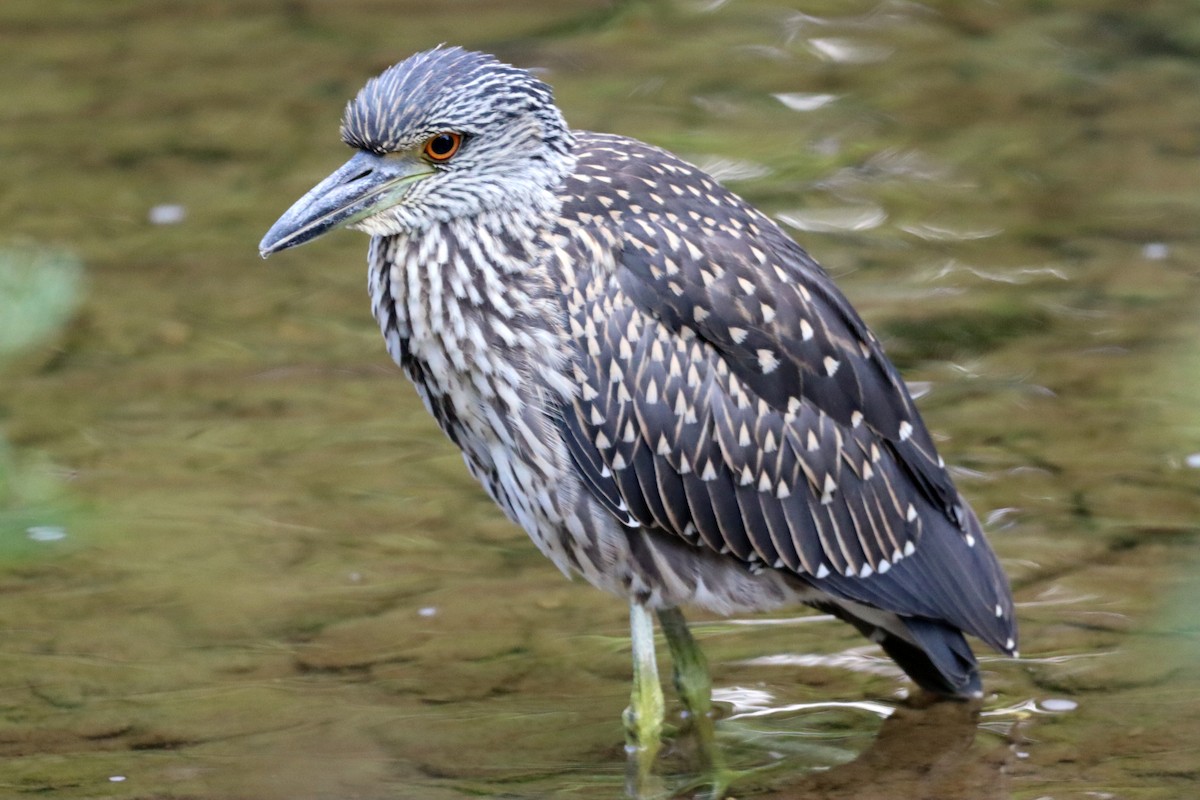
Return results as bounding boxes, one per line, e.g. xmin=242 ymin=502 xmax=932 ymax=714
xmin=624 ymin=601 xmax=665 ymax=798
xmin=657 ymin=607 xmax=729 ymax=799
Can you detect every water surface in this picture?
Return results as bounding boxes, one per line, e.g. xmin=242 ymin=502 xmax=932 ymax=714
xmin=2 ymin=1 xmax=1198 ymax=797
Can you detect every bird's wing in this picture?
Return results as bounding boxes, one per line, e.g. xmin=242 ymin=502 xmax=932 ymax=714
xmin=617 ymin=219 xmax=966 ymax=523
xmin=561 ymin=237 xmax=936 ymax=582
xmin=554 ymin=158 xmax=1012 ymax=645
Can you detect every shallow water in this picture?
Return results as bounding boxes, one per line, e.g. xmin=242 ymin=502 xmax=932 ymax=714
xmin=2 ymin=1 xmax=1199 ymax=798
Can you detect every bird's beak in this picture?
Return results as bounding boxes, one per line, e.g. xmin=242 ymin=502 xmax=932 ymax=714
xmin=259 ymin=150 xmax=431 ymax=258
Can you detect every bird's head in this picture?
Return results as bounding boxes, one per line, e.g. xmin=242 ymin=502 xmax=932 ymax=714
xmin=260 ymin=47 xmax=575 ymax=257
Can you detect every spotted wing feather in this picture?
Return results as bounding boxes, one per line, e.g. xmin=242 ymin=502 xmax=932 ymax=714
xmin=556 ymin=133 xmax=1014 ymax=654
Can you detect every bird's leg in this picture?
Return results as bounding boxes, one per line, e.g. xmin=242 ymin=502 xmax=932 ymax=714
xmin=624 ymin=600 xmax=664 ymax=798
xmin=657 ymin=607 xmax=727 ymax=792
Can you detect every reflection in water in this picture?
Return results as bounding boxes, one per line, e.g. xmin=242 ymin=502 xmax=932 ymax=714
xmin=733 ymin=647 xmax=905 ymax=681
xmin=706 ymin=701 xmax=1011 ymax=800
xmin=802 ymin=703 xmax=1010 ymax=800
xmin=900 ymin=223 xmax=1003 ymax=242
xmin=982 ymin=696 xmax=1081 ymax=718
xmin=716 ymin=687 xmax=896 ymax=722
xmin=773 ymin=92 xmax=840 ymax=112
xmin=777 ymin=205 xmax=888 ymax=233
xmin=692 ymin=157 xmax=772 ymax=184
xmin=806 ymin=37 xmax=894 ymax=64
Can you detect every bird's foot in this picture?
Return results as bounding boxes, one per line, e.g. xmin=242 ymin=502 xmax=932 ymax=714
xmin=623 ymin=704 xmax=666 ymax=799
xmin=670 ymin=768 xmax=736 ymax=800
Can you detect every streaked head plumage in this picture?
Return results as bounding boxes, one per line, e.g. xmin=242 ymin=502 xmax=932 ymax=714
xmin=340 ymin=46 xmax=575 ymax=229
xmin=341 ymin=47 xmax=563 ymax=156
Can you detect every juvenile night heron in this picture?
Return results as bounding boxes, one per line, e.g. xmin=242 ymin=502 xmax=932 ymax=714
xmin=261 ymin=46 xmax=1016 ymax=789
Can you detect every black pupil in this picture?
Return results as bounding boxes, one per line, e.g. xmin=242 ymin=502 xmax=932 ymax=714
xmin=430 ymin=134 xmax=456 ymax=156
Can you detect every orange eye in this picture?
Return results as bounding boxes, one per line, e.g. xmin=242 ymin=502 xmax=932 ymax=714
xmin=423 ymin=132 xmax=463 ymax=162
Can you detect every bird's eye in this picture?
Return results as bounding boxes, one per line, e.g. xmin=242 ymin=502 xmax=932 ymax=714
xmin=423 ymin=132 xmax=463 ymax=162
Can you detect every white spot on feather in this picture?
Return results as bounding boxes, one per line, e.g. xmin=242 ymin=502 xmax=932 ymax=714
xmin=820 ymin=474 xmax=837 ymax=504
xmin=644 ymin=378 xmax=659 ymax=405
xmin=757 ymin=349 xmax=780 ymax=373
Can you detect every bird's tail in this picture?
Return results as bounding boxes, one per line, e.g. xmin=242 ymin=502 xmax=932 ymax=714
xmin=884 ymin=616 xmax=982 ymax=698
xmin=822 ymin=603 xmax=983 ymax=698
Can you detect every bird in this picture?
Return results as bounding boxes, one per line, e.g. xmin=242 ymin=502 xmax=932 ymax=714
xmin=260 ymin=45 xmax=1017 ymax=790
